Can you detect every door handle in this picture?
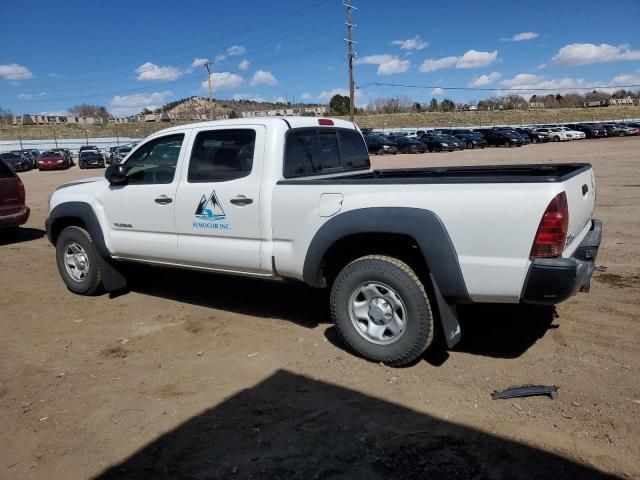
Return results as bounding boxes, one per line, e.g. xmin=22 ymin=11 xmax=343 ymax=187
xmin=230 ymin=196 xmax=253 ymax=206
xmin=155 ymin=195 xmax=173 ymax=205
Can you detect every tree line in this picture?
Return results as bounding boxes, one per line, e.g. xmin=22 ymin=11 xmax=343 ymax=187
xmin=329 ymin=89 xmax=640 ymax=115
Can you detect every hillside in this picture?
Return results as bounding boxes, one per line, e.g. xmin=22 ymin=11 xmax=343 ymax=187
xmin=1 ymin=106 xmax=639 ymax=140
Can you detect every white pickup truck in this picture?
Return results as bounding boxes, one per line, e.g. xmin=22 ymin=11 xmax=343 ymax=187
xmin=46 ymin=117 xmax=602 ymax=366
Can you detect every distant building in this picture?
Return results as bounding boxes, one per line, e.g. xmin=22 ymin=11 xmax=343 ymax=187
xmin=241 ymin=105 xmax=327 ymax=118
xmin=609 ymin=97 xmax=637 ymax=106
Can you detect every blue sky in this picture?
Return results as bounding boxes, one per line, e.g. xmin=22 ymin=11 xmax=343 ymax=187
xmin=1 ymin=0 xmax=640 ymax=116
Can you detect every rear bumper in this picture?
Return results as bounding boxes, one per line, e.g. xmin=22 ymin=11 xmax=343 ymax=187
xmin=521 ymin=219 xmax=602 ymax=304
xmin=0 ymin=206 xmax=30 ymax=228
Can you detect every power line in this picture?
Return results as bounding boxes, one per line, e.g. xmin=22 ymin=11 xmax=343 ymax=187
xmin=357 ymin=81 xmax=640 ymax=92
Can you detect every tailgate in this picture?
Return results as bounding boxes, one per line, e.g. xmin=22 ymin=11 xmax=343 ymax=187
xmin=562 ymin=166 xmax=596 ymax=256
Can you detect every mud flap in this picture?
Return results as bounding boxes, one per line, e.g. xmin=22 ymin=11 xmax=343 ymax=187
xmin=96 ymin=256 xmax=128 ymax=292
xmin=429 ymin=273 xmax=461 ymax=348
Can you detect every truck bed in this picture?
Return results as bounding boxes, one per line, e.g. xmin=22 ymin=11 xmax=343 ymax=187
xmin=278 ymin=163 xmax=591 ymax=184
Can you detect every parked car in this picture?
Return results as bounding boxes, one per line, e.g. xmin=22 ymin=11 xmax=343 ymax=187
xmin=393 ymin=137 xmax=428 ymax=154
xmin=565 ymin=123 xmax=605 ymax=139
xmin=601 ymin=123 xmax=636 ymax=137
xmin=38 ymin=151 xmax=70 ymax=170
xmin=418 ymin=133 xmax=455 ymax=152
xmin=16 ymin=150 xmax=38 ymax=169
xmin=534 ymin=128 xmax=571 ymax=142
xmin=364 ymin=134 xmax=398 ymax=155
xmin=78 ymin=150 xmax=106 ymax=169
xmin=437 ymin=134 xmax=466 ymax=150
xmin=494 ymin=127 xmax=530 ymax=144
xmin=52 ymin=148 xmax=74 ymax=166
xmin=0 ymin=152 xmax=31 ymax=172
xmin=618 ymin=123 xmax=640 ymax=136
xmin=516 ymin=128 xmax=548 ymax=144
xmin=474 ymin=129 xmax=525 ymax=147
xmin=443 ymin=129 xmax=488 ymax=149
xmin=555 ymin=126 xmax=586 ymax=140
xmin=45 ymin=117 xmax=601 ymax=366
xmin=0 ymin=157 xmax=29 ymax=231
xmin=109 ymin=145 xmax=132 ymax=164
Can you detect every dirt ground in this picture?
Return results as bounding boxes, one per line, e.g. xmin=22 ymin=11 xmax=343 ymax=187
xmin=0 ymin=137 xmax=638 ymax=479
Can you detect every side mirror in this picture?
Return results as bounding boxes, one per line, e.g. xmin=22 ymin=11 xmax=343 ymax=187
xmin=105 ymin=164 xmax=127 ymax=185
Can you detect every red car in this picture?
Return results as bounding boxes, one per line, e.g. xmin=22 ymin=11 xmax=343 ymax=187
xmin=0 ymin=158 xmax=30 ymax=230
xmin=38 ymin=150 xmax=70 ymax=171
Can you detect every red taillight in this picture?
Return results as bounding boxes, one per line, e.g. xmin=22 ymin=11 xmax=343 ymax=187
xmin=17 ymin=178 xmax=26 ymax=204
xmin=531 ymin=192 xmax=569 ymax=258
xmin=318 ymin=119 xmax=334 ymax=126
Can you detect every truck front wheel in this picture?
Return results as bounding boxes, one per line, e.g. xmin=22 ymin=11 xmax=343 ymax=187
xmin=330 ymin=255 xmax=434 ymax=366
xmin=55 ymin=226 xmax=104 ymax=295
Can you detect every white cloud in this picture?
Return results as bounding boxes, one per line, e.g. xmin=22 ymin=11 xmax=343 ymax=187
xmin=390 ymin=35 xmax=428 ymax=50
xmin=469 ymin=72 xmax=502 ymax=87
xmin=300 ymin=92 xmax=312 ymax=100
xmin=272 ymin=96 xmax=286 ymax=104
xmin=214 ymin=54 xmax=227 ymax=63
xmin=430 ymin=87 xmax=445 ymax=96
xmin=250 ymin=70 xmax=277 ymax=87
xmin=0 ymin=63 xmax=33 ymax=80
xmin=201 ymin=72 xmax=243 ymax=92
xmin=17 ymin=93 xmax=32 ymax=100
xmin=135 ymin=62 xmax=182 ymax=81
xmin=110 ymin=91 xmax=174 ymax=116
xmin=419 ymin=56 xmax=458 ymax=72
xmin=192 ymin=58 xmax=211 ymax=68
xmin=502 ymin=32 xmax=539 ymax=42
xmin=227 ymin=45 xmax=246 ymax=56
xmin=552 ymin=43 xmax=640 ymax=67
xmin=499 ymin=74 xmax=586 ymax=96
xmin=419 ymin=50 xmax=498 ymax=73
xmin=232 ymin=93 xmax=265 ymax=102
xmin=38 ymin=110 xmax=69 ymax=116
xmin=610 ymin=69 xmax=640 ymax=86
xmin=317 ymin=88 xmax=362 ymax=101
xmin=456 ymin=50 xmax=499 ymax=69
xmin=356 ymin=54 xmax=410 ymax=75
xmin=238 ymin=59 xmax=250 ymax=71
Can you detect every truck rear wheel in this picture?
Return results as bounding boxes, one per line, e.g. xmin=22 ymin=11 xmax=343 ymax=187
xmin=330 ymin=255 xmax=434 ymax=366
xmin=55 ymin=226 xmax=103 ymax=295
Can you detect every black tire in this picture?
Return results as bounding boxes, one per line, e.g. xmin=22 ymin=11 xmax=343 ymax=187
xmin=553 ymin=136 xmax=560 ymax=142
xmin=79 ymin=162 xmax=85 ymax=169
xmin=467 ymin=142 xmax=473 ymax=150
xmin=330 ymin=255 xmax=434 ymax=366
xmin=531 ymin=137 xmax=538 ymax=144
xmin=55 ymin=226 xmax=103 ymax=295
xmin=378 ymin=148 xmax=385 ymax=156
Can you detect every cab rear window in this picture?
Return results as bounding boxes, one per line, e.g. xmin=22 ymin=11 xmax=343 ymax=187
xmin=284 ymin=128 xmax=369 ymax=178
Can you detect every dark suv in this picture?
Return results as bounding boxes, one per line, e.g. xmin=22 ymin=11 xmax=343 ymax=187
xmin=474 ymin=129 xmax=525 ymax=147
xmin=79 ymin=151 xmax=105 ymax=169
xmin=438 ymin=129 xmax=488 ymax=149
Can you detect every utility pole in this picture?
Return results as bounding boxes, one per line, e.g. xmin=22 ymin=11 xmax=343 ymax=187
xmin=203 ymin=61 xmax=214 ymax=120
xmin=344 ymin=0 xmax=357 ymax=122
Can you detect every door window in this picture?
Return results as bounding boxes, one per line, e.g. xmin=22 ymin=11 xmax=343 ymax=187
xmin=125 ymin=134 xmax=184 ymax=185
xmin=188 ymin=129 xmax=256 ymax=182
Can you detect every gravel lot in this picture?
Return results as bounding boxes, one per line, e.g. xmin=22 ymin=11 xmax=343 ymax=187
xmin=1 ymin=137 xmax=638 ymax=479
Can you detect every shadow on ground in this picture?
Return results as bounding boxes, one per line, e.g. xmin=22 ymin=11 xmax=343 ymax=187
xmin=125 ymin=266 xmax=557 ymax=361
xmin=0 ymin=227 xmax=45 ymax=246
xmin=95 ymin=369 xmax=618 ymax=480
xmin=124 ymin=264 xmax=329 ymax=328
